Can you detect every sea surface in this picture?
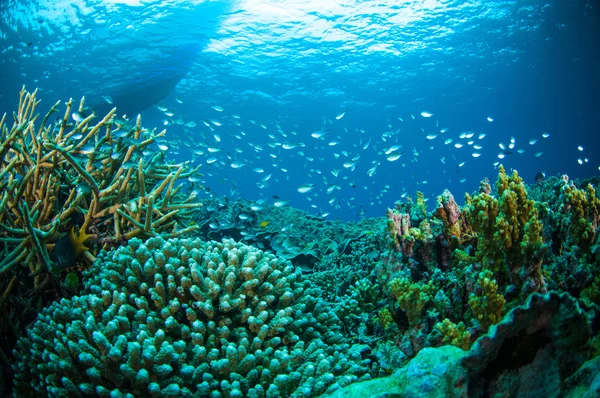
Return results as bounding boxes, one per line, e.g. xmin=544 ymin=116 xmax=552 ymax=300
xmin=1 ymin=0 xmax=598 ymax=220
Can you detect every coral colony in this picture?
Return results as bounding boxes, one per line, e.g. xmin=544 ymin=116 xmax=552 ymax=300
xmin=2 ymin=88 xmax=600 ymax=396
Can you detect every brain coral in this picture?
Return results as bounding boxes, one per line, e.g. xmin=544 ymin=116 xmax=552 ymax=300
xmin=13 ymin=237 xmax=371 ymax=397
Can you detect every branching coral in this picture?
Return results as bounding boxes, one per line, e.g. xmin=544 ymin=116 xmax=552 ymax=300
xmin=0 ymin=88 xmax=203 ymax=273
xmin=13 ymin=237 xmax=372 ymax=397
xmin=435 ymin=318 xmax=470 ymax=350
xmin=389 ymin=277 xmax=435 ymax=325
xmin=462 ymin=165 xmax=548 ymax=296
xmin=434 ymin=189 xmax=462 ymax=243
xmin=558 ymin=175 xmax=600 ymax=252
xmin=0 ymin=87 xmax=204 ymax=370
xmin=468 ymin=270 xmax=506 ymax=331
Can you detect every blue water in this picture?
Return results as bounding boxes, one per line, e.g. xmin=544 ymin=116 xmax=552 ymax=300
xmin=1 ymin=0 xmax=598 ymax=221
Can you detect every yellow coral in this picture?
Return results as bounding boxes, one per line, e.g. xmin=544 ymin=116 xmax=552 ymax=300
xmin=389 ymin=277 xmax=434 ymax=325
xmin=436 ymin=318 xmax=471 ymax=350
xmin=559 ymin=179 xmax=600 ymax=250
xmin=377 ymin=307 xmax=395 ymax=330
xmin=462 ymin=165 xmax=547 ymax=294
xmin=469 ymin=270 xmax=506 ymax=331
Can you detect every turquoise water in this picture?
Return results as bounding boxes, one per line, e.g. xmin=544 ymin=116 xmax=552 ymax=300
xmin=1 ymin=0 xmax=598 ymax=221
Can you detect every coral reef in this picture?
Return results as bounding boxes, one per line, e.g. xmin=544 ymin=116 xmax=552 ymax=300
xmin=3 ymin=88 xmax=600 ymax=396
xmin=0 ymin=88 xmax=202 ymax=385
xmin=327 ymin=291 xmax=594 ymax=397
xmin=467 ymin=270 xmax=506 ymax=332
xmin=13 ymin=236 xmax=372 ymax=396
xmin=461 ymin=165 xmax=547 ymax=297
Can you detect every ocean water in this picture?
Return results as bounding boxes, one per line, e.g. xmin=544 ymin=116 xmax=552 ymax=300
xmin=1 ymin=0 xmax=598 ymax=221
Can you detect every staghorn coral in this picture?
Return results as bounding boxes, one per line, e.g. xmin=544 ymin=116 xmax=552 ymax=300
xmin=13 ymin=237 xmax=372 ymax=397
xmin=0 ymin=87 xmax=202 ymax=277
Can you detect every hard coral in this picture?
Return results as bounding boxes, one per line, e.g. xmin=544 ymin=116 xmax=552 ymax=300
xmin=462 ymin=165 xmax=547 ymax=297
xmin=468 ymin=270 xmax=506 ymax=332
xmin=13 ymin=237 xmax=371 ymax=397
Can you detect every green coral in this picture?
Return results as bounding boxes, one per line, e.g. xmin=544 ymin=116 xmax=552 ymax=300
xmin=580 ymin=275 xmax=600 ymax=306
xmin=435 ymin=319 xmax=470 ymax=350
xmin=468 ymin=270 xmax=506 ymax=331
xmin=389 ymin=277 xmax=434 ymax=325
xmin=13 ymin=237 xmax=372 ymax=397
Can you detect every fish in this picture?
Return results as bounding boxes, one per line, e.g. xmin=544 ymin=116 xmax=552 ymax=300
xmin=535 ymin=171 xmax=546 ymax=182
xmin=326 ymin=184 xmax=339 ymax=194
xmin=298 ymin=184 xmax=314 ymax=193
xmin=72 ymin=111 xmax=86 ymax=123
xmin=336 ymin=107 xmax=348 ymax=120
xmin=311 ymin=130 xmax=328 ymax=139
xmin=273 ymin=199 xmax=289 ymax=207
xmin=386 ymin=153 xmax=404 ymax=161
xmin=487 ymin=116 xmax=494 ymax=122
xmin=212 ymin=105 xmax=224 ymax=112
xmin=259 ymin=221 xmax=270 ymax=227
xmin=230 ymin=161 xmax=246 ymax=169
xmin=51 ymin=227 xmax=92 ymax=270
xmin=420 ymin=111 xmax=434 ymax=118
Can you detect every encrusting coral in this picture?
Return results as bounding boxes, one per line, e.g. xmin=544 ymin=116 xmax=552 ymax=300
xmin=13 ymin=237 xmax=372 ymax=397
